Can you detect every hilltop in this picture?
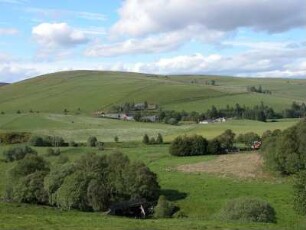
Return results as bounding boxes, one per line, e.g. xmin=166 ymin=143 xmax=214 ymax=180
xmin=0 ymin=70 xmax=305 ymax=114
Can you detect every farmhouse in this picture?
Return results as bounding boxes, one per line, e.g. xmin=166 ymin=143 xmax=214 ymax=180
xmin=199 ymin=117 xmax=226 ymax=124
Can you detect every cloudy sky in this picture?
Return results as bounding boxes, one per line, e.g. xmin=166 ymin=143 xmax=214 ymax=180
xmin=0 ymin=0 xmax=305 ymax=82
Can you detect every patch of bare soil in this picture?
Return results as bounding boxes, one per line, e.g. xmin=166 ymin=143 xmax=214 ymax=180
xmin=177 ymin=153 xmax=270 ymax=180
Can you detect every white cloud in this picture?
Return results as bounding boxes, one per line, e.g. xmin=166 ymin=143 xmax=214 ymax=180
xmin=0 ymin=65 xmax=38 ymax=83
xmin=112 ymin=0 xmax=306 ymax=37
xmin=32 ymin=23 xmax=89 ymax=48
xmin=119 ymin=41 xmax=306 ymax=78
xmin=0 ymin=28 xmax=18 ymax=35
xmin=87 ymin=25 xmax=225 ymax=57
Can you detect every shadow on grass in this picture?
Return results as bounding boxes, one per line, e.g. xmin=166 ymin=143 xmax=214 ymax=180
xmin=160 ymin=189 xmax=188 ymax=201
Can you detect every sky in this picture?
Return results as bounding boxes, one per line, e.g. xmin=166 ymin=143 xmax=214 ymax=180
xmin=0 ymin=0 xmax=305 ymax=83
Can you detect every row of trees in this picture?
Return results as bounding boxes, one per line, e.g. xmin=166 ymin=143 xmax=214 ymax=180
xmin=6 ymin=152 xmax=160 ymax=213
xmin=169 ymin=130 xmax=261 ymax=156
xmin=143 ymin=133 xmax=163 ymax=145
xmin=247 ymin=85 xmax=272 ymax=94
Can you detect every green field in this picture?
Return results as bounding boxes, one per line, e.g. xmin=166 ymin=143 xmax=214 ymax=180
xmin=0 ymin=113 xmax=299 ymax=142
xmin=0 ymin=71 xmax=306 ymax=114
xmin=1 ymin=144 xmax=306 ymax=230
xmin=1 ymin=71 xmax=306 ymax=229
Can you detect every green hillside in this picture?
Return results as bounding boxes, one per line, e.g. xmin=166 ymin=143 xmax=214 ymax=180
xmin=0 ymin=71 xmax=305 ymax=114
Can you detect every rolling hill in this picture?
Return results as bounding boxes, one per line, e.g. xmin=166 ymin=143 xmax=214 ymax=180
xmin=0 ymin=70 xmax=305 ymax=114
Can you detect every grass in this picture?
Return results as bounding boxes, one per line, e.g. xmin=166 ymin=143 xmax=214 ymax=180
xmin=0 ymin=71 xmax=306 ymax=114
xmin=1 ymin=71 xmax=306 ymax=229
xmin=1 ymin=143 xmax=306 ymax=229
xmin=0 ymin=113 xmax=299 ymax=142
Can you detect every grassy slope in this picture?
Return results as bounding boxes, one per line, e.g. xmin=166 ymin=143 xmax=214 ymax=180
xmin=0 ymin=113 xmax=299 ymax=142
xmin=0 ymin=71 xmax=305 ymax=114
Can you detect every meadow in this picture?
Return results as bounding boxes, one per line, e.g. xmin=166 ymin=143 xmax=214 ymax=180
xmin=1 ymin=71 xmax=306 ymax=229
xmin=0 ymin=71 xmax=306 ymax=114
xmin=1 ymin=142 xmax=306 ymax=230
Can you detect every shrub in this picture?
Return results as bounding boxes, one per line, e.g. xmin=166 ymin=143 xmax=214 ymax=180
xmin=87 ymin=136 xmax=97 ymax=147
xmin=69 ymin=141 xmax=78 ymax=147
xmin=46 ymin=148 xmax=55 ymax=156
xmin=293 ymin=171 xmax=306 ymax=215
xmin=6 ymin=155 xmax=50 ymax=204
xmin=46 ymin=148 xmax=61 ymax=157
xmin=114 ymin=136 xmax=119 ymax=143
xmin=262 ymin=120 xmax=306 ymax=175
xmin=216 ymin=129 xmax=236 ymax=151
xmin=0 ymin=132 xmax=31 ymax=144
xmin=13 ymin=171 xmax=49 ymax=204
xmin=3 ymin=146 xmax=37 ymax=162
xmin=169 ymin=135 xmax=208 ymax=156
xmin=28 ymin=136 xmax=44 ymax=146
xmin=150 ymin=137 xmax=156 ymax=144
xmin=9 ymin=155 xmax=50 ymax=179
xmin=167 ymin=118 xmax=178 ymax=125
xmin=207 ymin=139 xmax=223 ymax=154
xmin=142 ymin=134 xmax=149 ymax=144
xmin=154 ymin=195 xmax=176 ymax=218
xmin=156 ymin=133 xmax=163 ymax=144
xmin=29 ymin=135 xmax=66 ymax=147
xmin=96 ymin=141 xmax=104 ymax=151
xmin=219 ymin=197 xmax=276 ymax=223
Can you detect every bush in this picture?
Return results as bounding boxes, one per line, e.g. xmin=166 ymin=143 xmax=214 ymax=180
xmin=142 ymin=134 xmax=149 ymax=144
xmin=149 ymin=137 xmax=156 ymax=144
xmin=156 ymin=133 xmax=163 ymax=144
xmin=154 ymin=195 xmax=176 ymax=218
xmin=6 ymin=155 xmax=50 ymax=204
xmin=293 ymin=171 xmax=306 ymax=215
xmin=114 ymin=136 xmax=119 ymax=143
xmin=96 ymin=141 xmax=104 ymax=151
xmin=3 ymin=146 xmax=37 ymax=162
xmin=262 ymin=120 xmax=306 ymax=175
xmin=46 ymin=148 xmax=60 ymax=157
xmin=69 ymin=141 xmax=78 ymax=147
xmin=169 ymin=135 xmax=208 ymax=156
xmin=0 ymin=132 xmax=31 ymax=144
xmin=87 ymin=136 xmax=97 ymax=147
xmin=219 ymin=197 xmax=276 ymax=223
xmin=13 ymin=171 xmax=49 ymax=204
xmin=9 ymin=155 xmax=50 ymax=179
xmin=28 ymin=136 xmax=44 ymax=146
xmin=29 ymin=135 xmax=66 ymax=147
xmin=49 ymin=152 xmax=160 ymax=212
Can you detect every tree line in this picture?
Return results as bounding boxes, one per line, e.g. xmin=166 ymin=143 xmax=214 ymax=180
xmin=169 ymin=129 xmax=260 ymax=156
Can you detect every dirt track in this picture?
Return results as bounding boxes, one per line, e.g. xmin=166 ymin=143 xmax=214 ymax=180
xmin=177 ymin=153 xmax=269 ymax=179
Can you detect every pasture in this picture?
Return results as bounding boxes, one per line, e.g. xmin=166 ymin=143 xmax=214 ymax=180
xmin=0 ymin=71 xmax=306 ymax=114
xmin=1 ymin=71 xmax=306 ymax=229
xmin=1 ymin=142 xmax=306 ymax=229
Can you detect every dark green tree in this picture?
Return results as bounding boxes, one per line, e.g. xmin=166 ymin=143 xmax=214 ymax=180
xmin=142 ymin=134 xmax=150 ymax=144
xmin=156 ymin=133 xmax=164 ymax=144
xmin=87 ymin=136 xmax=97 ymax=147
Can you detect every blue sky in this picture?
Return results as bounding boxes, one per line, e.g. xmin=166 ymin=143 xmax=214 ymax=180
xmin=0 ymin=0 xmax=305 ymax=82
